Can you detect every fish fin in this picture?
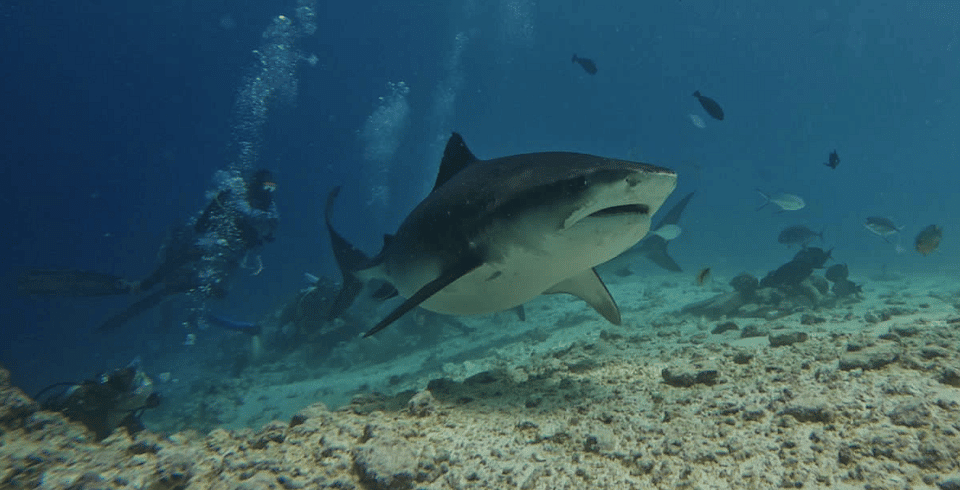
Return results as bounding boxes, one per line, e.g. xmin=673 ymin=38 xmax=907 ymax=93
xmin=98 ymin=289 xmax=172 ymax=333
xmin=637 ymin=236 xmax=683 ymax=272
xmin=513 ymin=305 xmax=526 ymax=322
xmin=653 ymin=191 xmax=695 ymax=228
xmin=572 ymin=54 xmax=577 ymax=63
xmin=544 ymin=268 xmax=621 ymax=325
xmin=363 ymin=254 xmax=485 ymax=337
xmin=755 ymin=189 xmax=770 ymax=211
xmin=432 ymin=133 xmax=480 ymax=192
xmin=654 ymin=192 xmax=694 ymax=230
xmin=325 ymin=186 xmax=373 ymax=320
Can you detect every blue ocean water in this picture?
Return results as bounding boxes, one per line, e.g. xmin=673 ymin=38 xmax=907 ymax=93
xmin=1 ymin=0 xmax=957 ymax=413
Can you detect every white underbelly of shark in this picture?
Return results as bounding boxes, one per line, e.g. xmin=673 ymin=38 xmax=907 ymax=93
xmin=393 ymin=207 xmax=653 ymax=315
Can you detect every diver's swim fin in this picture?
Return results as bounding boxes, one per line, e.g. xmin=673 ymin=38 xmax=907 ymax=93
xmin=97 ymin=289 xmax=171 ymax=332
xmin=18 ymin=269 xmax=134 ymax=297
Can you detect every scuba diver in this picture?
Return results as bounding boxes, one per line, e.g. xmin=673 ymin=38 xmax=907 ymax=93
xmin=34 ymin=358 xmax=161 ymax=440
xmin=18 ymin=169 xmax=279 ymax=332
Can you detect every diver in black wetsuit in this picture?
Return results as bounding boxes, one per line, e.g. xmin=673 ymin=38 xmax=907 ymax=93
xmin=18 ymin=169 xmax=279 ymax=332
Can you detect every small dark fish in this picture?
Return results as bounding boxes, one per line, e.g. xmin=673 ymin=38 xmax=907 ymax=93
xmin=778 ymin=225 xmax=823 ymax=246
xmin=760 ymin=260 xmax=814 ymax=288
xmin=825 ymin=263 xmax=848 ymax=282
xmin=206 ymin=314 xmax=261 ymax=336
xmin=832 ymin=278 xmax=862 ymax=297
xmin=572 ymin=54 xmax=597 ymax=75
xmin=915 ymin=224 xmax=942 ymax=256
xmin=793 ymin=246 xmax=832 ymax=269
xmin=824 ymin=150 xmax=839 ymax=169
xmin=693 ymin=90 xmax=724 ymax=120
xmin=759 ymin=247 xmax=831 ymax=288
xmin=696 ymin=267 xmax=711 ymax=286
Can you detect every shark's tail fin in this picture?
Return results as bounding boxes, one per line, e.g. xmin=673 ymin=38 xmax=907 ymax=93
xmin=325 ymin=186 xmax=370 ymax=320
xmin=638 ymin=236 xmax=683 ymax=272
xmin=638 ymin=191 xmax=693 ymax=272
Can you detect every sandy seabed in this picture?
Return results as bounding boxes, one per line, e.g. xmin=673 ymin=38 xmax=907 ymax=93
xmin=2 ymin=271 xmax=960 ymax=489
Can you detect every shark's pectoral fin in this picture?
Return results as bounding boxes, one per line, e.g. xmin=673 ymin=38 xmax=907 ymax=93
xmin=363 ymin=254 xmax=485 ymax=337
xmin=545 ymin=268 xmax=622 ymax=325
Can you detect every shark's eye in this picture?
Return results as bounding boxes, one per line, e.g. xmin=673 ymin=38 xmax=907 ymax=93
xmin=566 ymin=176 xmax=589 ymax=193
xmin=590 ymin=204 xmax=648 ymax=218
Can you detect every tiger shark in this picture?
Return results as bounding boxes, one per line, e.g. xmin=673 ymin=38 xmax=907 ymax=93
xmin=326 ymin=133 xmax=677 ymax=337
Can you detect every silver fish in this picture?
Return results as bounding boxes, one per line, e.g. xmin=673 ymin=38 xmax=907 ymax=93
xmin=864 ymin=217 xmax=902 ymax=243
xmin=756 ymin=189 xmax=805 ymax=212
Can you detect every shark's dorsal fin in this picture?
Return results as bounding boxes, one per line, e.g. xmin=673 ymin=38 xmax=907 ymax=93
xmin=432 ymin=132 xmax=479 ymax=191
xmin=545 ymin=268 xmax=622 ymax=325
xmin=363 ymin=253 xmax=485 ymax=337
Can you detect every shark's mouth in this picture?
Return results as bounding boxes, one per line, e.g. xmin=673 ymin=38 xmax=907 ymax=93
xmin=589 ymin=203 xmax=649 ymax=218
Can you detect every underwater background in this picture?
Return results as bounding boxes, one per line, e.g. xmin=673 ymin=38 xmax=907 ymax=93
xmin=1 ymin=0 xmax=958 ymax=422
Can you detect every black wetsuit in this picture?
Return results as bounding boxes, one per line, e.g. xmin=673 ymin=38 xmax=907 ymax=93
xmin=97 ymin=170 xmax=278 ymax=332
